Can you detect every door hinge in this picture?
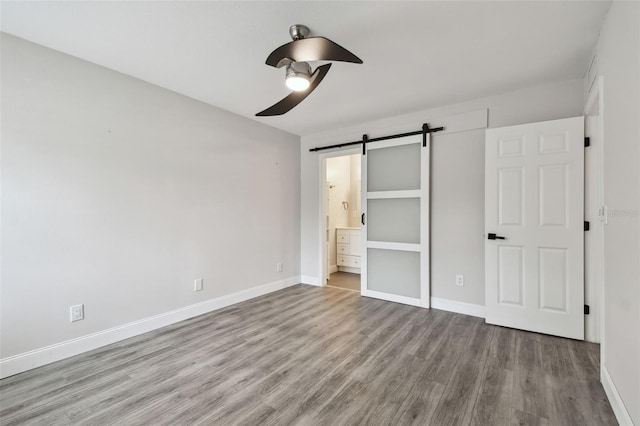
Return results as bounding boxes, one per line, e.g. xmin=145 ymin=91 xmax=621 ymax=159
xmin=584 ymin=305 xmax=590 ymax=315
xmin=584 ymin=221 xmax=590 ymax=231
xmin=584 ymin=137 xmax=590 ymax=147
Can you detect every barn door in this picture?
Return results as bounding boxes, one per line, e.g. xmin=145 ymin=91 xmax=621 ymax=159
xmin=485 ymin=117 xmax=584 ymax=339
xmin=361 ymin=134 xmax=429 ymax=307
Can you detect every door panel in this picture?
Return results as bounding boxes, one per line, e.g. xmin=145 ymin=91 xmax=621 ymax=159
xmin=348 ymin=231 xmax=361 ymax=256
xmin=498 ymin=245 xmax=524 ymax=306
xmin=485 ymin=117 xmax=584 ymax=340
xmin=539 ymin=164 xmax=568 ymax=227
xmin=366 ymin=143 xmax=421 ymax=191
xmin=498 ymin=168 xmax=524 ymax=226
xmin=367 ymin=249 xmax=421 ymax=298
xmin=366 ymin=198 xmax=420 ymax=244
xmin=361 ymin=136 xmax=429 ymax=307
xmin=539 ymin=247 xmax=568 ymax=312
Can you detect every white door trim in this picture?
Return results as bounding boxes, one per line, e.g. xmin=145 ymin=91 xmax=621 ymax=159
xmin=584 ymin=76 xmax=606 ymax=352
xmin=584 ymin=76 xmax=605 ymax=344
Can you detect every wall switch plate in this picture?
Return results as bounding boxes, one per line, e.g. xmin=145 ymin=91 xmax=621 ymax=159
xmin=456 ymin=275 xmax=464 ymax=287
xmin=276 ymin=263 xmax=283 ymax=272
xmin=70 ymin=304 xmax=84 ymax=322
xmin=599 ymin=205 xmax=608 ymax=224
xmin=194 ymin=278 xmax=203 ymax=292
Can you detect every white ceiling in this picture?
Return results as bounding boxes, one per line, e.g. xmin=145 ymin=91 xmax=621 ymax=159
xmin=1 ymin=1 xmax=610 ymax=136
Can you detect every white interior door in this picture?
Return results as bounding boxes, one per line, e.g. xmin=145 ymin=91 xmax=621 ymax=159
xmin=361 ymin=134 xmax=429 ymax=307
xmin=485 ymin=117 xmax=584 ymax=340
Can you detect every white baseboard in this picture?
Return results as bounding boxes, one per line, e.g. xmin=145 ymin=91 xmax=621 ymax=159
xmin=337 ymin=266 xmax=361 ymax=274
xmin=362 ymin=289 xmax=423 ymax=307
xmin=601 ymin=364 xmax=635 ymax=425
xmin=301 ymin=275 xmax=322 ymax=286
xmin=329 ymin=265 xmax=338 ymax=274
xmin=430 ymin=297 xmax=486 ymax=318
xmin=0 ymin=276 xmax=301 ymax=379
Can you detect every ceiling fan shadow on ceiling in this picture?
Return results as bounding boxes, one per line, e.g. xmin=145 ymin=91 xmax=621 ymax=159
xmin=256 ymin=24 xmax=363 ymax=117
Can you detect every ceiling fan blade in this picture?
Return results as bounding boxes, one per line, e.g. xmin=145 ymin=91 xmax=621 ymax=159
xmin=256 ymin=64 xmax=332 ymax=116
xmin=265 ymin=37 xmax=362 ymax=68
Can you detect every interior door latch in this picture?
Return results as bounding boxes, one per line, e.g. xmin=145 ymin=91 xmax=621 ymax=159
xmin=487 ymin=233 xmax=506 ymax=240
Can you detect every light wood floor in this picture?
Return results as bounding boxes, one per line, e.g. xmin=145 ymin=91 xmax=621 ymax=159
xmin=0 ymin=285 xmax=616 ymax=425
xmin=327 ymin=271 xmax=361 ymax=292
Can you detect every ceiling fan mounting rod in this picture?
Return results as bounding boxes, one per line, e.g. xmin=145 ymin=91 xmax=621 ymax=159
xmin=289 ymin=24 xmax=310 ymax=41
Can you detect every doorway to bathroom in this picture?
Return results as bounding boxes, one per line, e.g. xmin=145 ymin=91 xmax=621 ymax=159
xmin=323 ymin=153 xmax=362 ymax=292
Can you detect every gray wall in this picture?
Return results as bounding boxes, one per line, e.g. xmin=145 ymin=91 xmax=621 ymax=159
xmin=0 ymin=34 xmax=301 ymax=358
xmin=594 ymin=2 xmax=640 ymax=422
xmin=300 ymin=79 xmax=584 ymax=305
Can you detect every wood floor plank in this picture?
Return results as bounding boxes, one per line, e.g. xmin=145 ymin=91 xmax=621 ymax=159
xmin=511 ymin=408 xmax=551 ymax=426
xmin=488 ymin=326 xmax=517 ymax=371
xmin=512 ymin=368 xmax=556 ymax=421
xmin=431 ymin=319 xmax=492 ymax=425
xmin=515 ymin=332 xmax=544 ymax=371
xmin=0 ymin=284 xmax=616 ymax=425
xmin=566 ymin=339 xmax=601 ymax=380
xmin=390 ymin=375 xmax=445 ymax=425
xmin=470 ymin=355 xmax=514 ymax=426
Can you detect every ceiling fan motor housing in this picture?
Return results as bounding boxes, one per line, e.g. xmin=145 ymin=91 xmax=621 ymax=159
xmin=289 ymin=24 xmax=310 ymax=40
xmin=286 ymin=61 xmax=312 ymax=79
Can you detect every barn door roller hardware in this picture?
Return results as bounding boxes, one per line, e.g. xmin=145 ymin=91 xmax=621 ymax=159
xmin=309 ymin=123 xmax=444 ymax=153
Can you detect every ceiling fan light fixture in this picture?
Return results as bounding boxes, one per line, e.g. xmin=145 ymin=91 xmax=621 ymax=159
xmin=285 ymin=62 xmax=311 ymax=91
xmin=257 ymin=24 xmax=363 ymax=116
xmin=286 ymin=75 xmax=310 ymax=91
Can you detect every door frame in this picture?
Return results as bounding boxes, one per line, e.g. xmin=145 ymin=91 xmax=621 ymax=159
xmin=584 ymin=76 xmax=605 ymax=348
xmin=360 ymin=135 xmax=430 ymax=308
xmin=318 ymin=147 xmax=361 ymax=286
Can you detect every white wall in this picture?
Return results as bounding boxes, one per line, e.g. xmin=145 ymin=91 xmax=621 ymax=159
xmin=301 ymin=79 xmax=584 ymax=307
xmin=592 ymin=2 xmax=640 ymax=423
xmin=0 ymin=34 xmax=301 ymax=360
xmin=348 ymin=154 xmax=362 ymax=228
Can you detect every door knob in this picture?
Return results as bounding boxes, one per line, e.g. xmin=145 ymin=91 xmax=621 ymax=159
xmin=487 ymin=233 xmax=506 ymax=240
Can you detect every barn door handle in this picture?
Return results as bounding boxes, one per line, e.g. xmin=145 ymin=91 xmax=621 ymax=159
xmin=487 ymin=233 xmax=506 ymax=240
xmin=361 ymin=213 xmax=365 ymax=225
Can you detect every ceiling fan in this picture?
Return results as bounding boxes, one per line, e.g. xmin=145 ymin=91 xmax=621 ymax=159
xmin=256 ymin=25 xmax=363 ymax=117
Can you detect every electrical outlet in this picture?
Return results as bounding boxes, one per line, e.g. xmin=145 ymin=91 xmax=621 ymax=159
xmin=276 ymin=262 xmax=283 ymax=272
xmin=194 ymin=278 xmax=203 ymax=292
xmin=455 ymin=275 xmax=464 ymax=287
xmin=70 ymin=304 xmax=84 ymax=322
